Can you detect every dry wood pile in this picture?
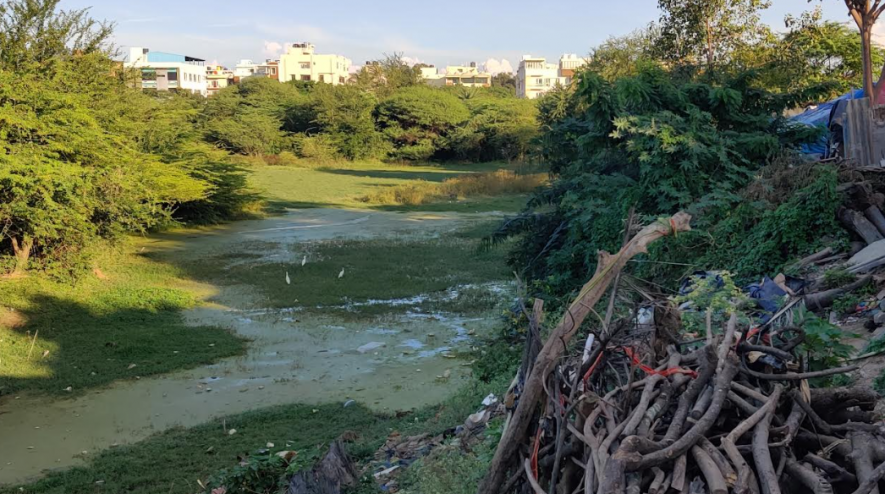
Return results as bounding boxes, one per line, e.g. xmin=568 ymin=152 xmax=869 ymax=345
xmin=478 ymin=212 xmax=885 ymax=494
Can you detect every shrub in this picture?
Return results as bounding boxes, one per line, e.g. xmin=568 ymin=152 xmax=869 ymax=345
xmin=375 ymin=85 xmax=471 ymax=161
xmin=362 ymin=170 xmax=547 ymax=206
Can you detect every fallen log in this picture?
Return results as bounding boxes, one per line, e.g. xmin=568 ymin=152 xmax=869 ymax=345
xmin=839 ymin=208 xmax=884 ymax=244
xmin=804 ymin=275 xmax=871 ymax=310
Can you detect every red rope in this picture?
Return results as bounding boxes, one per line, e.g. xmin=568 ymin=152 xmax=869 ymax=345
xmin=530 ymin=426 xmax=541 ymax=479
xmin=582 ymin=352 xmax=604 ymax=385
xmin=621 ymin=346 xmax=698 ymax=378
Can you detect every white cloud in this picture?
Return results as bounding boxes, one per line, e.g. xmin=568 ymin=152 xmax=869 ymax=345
xmin=400 ymin=56 xmax=425 ymax=67
xmin=263 ymin=41 xmax=284 ymax=59
xmin=481 ymin=58 xmax=514 ymax=75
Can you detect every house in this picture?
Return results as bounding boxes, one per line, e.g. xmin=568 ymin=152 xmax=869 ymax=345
xmin=206 ymin=65 xmax=234 ymax=96
xmin=558 ymin=54 xmax=588 ymax=85
xmin=516 ymin=54 xmax=586 ymax=99
xmin=424 ymin=63 xmax=491 ymax=88
xmin=419 ymin=65 xmax=444 ymax=85
xmin=234 ymin=59 xmax=280 ymax=82
xmin=125 ymin=47 xmax=207 ymax=96
xmin=278 ymin=43 xmax=350 ymax=84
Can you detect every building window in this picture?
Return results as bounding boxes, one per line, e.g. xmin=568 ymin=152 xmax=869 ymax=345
xmin=301 ymin=75 xmax=311 ymax=81
xmin=167 ymin=69 xmax=178 ymax=81
xmin=141 ymin=68 xmax=157 ymax=81
xmin=339 ymin=76 xmax=345 ymax=84
xmin=319 ymin=74 xmax=325 ymax=82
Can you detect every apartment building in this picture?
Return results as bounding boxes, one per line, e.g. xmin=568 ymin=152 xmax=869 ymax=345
xmin=423 ymin=63 xmax=491 ymax=88
xmin=558 ymin=54 xmax=588 ymax=85
xmin=516 ymin=54 xmax=587 ymax=99
xmin=516 ymin=55 xmax=564 ymax=99
xmin=278 ymin=43 xmax=351 ymax=84
xmin=234 ymin=59 xmax=280 ymax=81
xmin=206 ymin=65 xmax=234 ymax=96
xmin=126 ymin=47 xmax=208 ymax=96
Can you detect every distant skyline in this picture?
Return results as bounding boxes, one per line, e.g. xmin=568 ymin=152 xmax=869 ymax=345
xmin=62 ymin=0 xmax=862 ymax=72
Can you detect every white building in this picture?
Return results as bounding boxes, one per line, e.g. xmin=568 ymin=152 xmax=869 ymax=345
xmin=423 ymin=63 xmax=491 ymax=88
xmin=206 ymin=65 xmax=234 ymax=96
xmin=516 ymin=55 xmax=566 ymax=99
xmin=126 ymin=47 xmax=208 ymax=96
xmin=234 ymin=59 xmax=280 ymax=81
xmin=558 ymin=54 xmax=589 ymax=85
xmin=278 ymin=43 xmax=351 ymax=85
xmin=234 ymin=59 xmax=258 ymax=78
xmin=516 ymin=54 xmax=587 ymax=99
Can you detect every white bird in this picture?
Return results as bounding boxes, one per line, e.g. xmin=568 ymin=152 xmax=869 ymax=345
xmin=285 ymin=271 xmax=291 ymax=285
xmin=301 ymin=255 xmax=307 ymax=267
xmin=338 ymin=268 xmax=345 ymax=279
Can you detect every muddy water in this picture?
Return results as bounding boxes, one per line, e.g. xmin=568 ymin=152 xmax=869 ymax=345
xmin=0 ymin=209 xmax=510 ymax=485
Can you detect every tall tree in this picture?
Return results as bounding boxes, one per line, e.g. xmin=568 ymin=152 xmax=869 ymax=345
xmin=656 ymin=0 xmax=772 ymax=68
xmin=842 ymin=0 xmax=885 ymax=102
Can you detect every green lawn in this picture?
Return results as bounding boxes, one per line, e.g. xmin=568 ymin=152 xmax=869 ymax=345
xmin=0 ymin=245 xmax=246 ymax=396
xmin=249 ymin=161 xmax=535 ymax=213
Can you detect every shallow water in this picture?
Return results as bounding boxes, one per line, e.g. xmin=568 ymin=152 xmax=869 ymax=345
xmin=0 ymin=208 xmax=510 ymax=485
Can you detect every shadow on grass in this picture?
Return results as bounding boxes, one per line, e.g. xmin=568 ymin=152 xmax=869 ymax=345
xmin=0 ymin=292 xmax=244 ymax=397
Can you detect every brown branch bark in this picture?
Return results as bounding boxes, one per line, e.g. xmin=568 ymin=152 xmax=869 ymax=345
xmin=478 ymin=213 xmax=692 ymax=494
xmin=752 ymin=404 xmax=781 ymax=494
xmin=691 ymin=445 xmax=727 ymax=494
xmin=784 ymin=458 xmax=834 ymax=494
xmin=722 ymin=385 xmax=784 ymax=494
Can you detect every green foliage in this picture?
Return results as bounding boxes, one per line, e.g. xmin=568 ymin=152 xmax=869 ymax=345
xmin=874 ymin=368 xmax=885 ymax=396
xmin=447 ymin=95 xmax=540 ymax=162
xmin=795 ymin=309 xmax=856 ymax=386
xmin=204 ymin=446 xmax=322 ymax=494
xmin=491 ymin=65 xmax=826 ymax=299
xmin=823 ymin=268 xmax=856 ymax=290
xmin=376 ymin=85 xmax=471 ymax=161
xmin=310 ymin=84 xmax=387 ymax=160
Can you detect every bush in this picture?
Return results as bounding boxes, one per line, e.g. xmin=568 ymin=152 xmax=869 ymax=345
xmin=375 ymin=85 xmax=471 ymax=161
xmin=362 ymin=170 xmax=547 ymax=206
xmin=487 ymin=65 xmax=827 ymax=299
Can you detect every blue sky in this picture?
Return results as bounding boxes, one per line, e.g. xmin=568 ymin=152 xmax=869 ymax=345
xmin=61 ymin=0 xmax=855 ymax=72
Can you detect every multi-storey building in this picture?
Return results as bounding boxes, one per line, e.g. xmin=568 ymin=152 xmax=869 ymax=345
xmin=516 ymin=54 xmax=588 ymax=99
xmin=234 ymin=59 xmax=280 ymax=81
xmin=126 ymin=47 xmax=207 ymax=96
xmin=516 ymin=55 xmax=565 ymax=99
xmin=278 ymin=43 xmax=351 ymax=84
xmin=558 ymin=54 xmax=588 ymax=85
xmin=206 ymin=65 xmax=234 ymax=96
xmin=423 ymin=63 xmax=491 ymax=88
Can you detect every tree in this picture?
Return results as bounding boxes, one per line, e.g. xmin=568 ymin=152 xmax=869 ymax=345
xmin=656 ymin=0 xmax=772 ymax=68
xmin=842 ymin=0 xmax=885 ymax=103
xmin=311 ymin=84 xmax=386 ymax=160
xmin=351 ymin=53 xmax=422 ymax=97
xmin=375 ymin=85 xmax=470 ymax=161
xmin=587 ymin=27 xmax=659 ymax=81
xmin=491 ymin=72 xmax=516 ymax=93
xmin=0 ymin=0 xmax=113 ymax=71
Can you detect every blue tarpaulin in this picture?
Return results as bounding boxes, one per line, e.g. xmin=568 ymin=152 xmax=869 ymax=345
xmin=790 ymin=89 xmax=864 ymax=155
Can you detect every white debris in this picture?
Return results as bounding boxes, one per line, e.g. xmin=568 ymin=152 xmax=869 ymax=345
xmin=338 ymin=268 xmax=345 ymax=279
xmin=481 ymin=393 xmax=498 ymax=406
xmin=286 ymin=271 xmax=291 ymax=285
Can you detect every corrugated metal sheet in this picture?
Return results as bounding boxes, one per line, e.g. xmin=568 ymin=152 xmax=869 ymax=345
xmin=845 ymin=97 xmax=873 ymax=166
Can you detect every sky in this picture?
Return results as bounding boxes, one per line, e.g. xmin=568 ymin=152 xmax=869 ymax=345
xmin=61 ymin=0 xmax=860 ymax=73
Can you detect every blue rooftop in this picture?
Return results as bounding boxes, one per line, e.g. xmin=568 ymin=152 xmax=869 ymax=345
xmin=146 ymin=51 xmax=204 ymax=63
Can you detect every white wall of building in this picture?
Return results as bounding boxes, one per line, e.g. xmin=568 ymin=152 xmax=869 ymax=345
xmin=126 ymin=47 xmax=208 ymax=96
xmin=278 ymin=43 xmax=351 ymax=85
xmin=516 ymin=55 xmax=565 ymax=99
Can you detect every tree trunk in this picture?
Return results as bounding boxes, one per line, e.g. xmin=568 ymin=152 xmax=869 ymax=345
xmin=11 ymin=236 xmax=33 ymax=275
xmin=863 ymin=24 xmax=875 ymax=102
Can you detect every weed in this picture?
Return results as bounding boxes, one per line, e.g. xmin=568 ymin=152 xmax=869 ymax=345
xmin=874 ymin=368 xmax=885 ymax=396
xmin=823 ymin=268 xmax=856 ymax=289
xmin=362 ymin=170 xmax=547 ymax=207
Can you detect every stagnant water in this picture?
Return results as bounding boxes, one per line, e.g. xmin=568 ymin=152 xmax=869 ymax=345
xmin=0 ymin=209 xmax=510 ymax=485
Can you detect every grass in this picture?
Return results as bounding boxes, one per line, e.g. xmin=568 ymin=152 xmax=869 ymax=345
xmin=361 ymin=169 xmax=547 ymax=207
xmin=0 ymin=244 xmax=245 ymax=396
xmin=1 ymin=367 xmax=511 ymax=494
xmin=248 ymin=160 xmax=540 ymax=213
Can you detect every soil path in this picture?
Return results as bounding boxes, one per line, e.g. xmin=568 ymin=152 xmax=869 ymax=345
xmin=0 ymin=209 xmax=510 ymax=486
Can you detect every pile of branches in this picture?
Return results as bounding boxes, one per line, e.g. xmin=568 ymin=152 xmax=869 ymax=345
xmin=479 ymin=212 xmax=885 ymax=494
